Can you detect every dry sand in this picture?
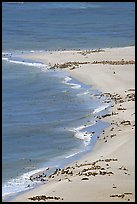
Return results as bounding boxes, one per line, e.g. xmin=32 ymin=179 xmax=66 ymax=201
xmin=11 ymin=46 xmax=135 ymax=202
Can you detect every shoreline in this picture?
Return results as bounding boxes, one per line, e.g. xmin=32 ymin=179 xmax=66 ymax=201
xmin=9 ymin=46 xmax=135 ymax=202
xmin=2 ymin=66 xmax=111 ymax=202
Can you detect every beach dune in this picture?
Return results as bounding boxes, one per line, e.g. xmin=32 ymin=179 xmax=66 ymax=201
xmin=11 ymin=46 xmax=135 ymax=202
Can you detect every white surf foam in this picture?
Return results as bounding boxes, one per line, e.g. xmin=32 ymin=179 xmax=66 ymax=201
xmin=62 ymin=76 xmax=81 ymax=89
xmin=93 ymin=104 xmax=110 ymax=114
xmin=69 ymin=121 xmax=96 ymax=146
xmin=65 ymin=150 xmax=84 ymax=159
xmin=2 ymin=57 xmax=49 ymax=70
xmin=63 ymin=76 xmax=72 ymax=84
xmin=77 ymin=90 xmax=90 ymax=96
xmin=2 ymin=167 xmax=50 ymax=198
xmin=2 ymin=57 xmax=9 ymax=61
xmin=2 ymin=52 xmax=11 ymax=55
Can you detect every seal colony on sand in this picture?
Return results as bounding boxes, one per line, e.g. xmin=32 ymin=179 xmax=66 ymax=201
xmin=11 ymin=46 xmax=135 ymax=202
xmin=50 ymin=59 xmax=135 ymax=70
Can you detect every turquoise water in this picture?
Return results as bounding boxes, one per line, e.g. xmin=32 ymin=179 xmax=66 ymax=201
xmin=2 ymin=2 xmax=135 ymax=199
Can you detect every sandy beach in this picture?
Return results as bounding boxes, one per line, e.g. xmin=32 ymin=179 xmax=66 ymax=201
xmin=11 ymin=46 xmax=135 ymax=202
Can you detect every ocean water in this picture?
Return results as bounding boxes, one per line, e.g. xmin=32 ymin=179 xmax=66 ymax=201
xmin=2 ymin=2 xmax=135 ymax=200
xmin=2 ymin=2 xmax=135 ymax=51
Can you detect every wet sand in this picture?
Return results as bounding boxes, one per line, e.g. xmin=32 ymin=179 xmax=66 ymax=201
xmin=11 ymin=46 xmax=135 ymax=202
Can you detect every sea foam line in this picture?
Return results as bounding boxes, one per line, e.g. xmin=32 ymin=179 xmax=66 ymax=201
xmin=62 ymin=76 xmax=81 ymax=89
xmin=2 ymin=166 xmax=50 ymax=198
xmin=69 ymin=121 xmax=96 ymax=146
xmin=2 ymin=57 xmax=49 ymax=70
xmin=93 ymin=104 xmax=110 ymax=114
xmin=65 ymin=149 xmax=85 ymax=159
xmin=77 ymin=90 xmax=90 ymax=96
